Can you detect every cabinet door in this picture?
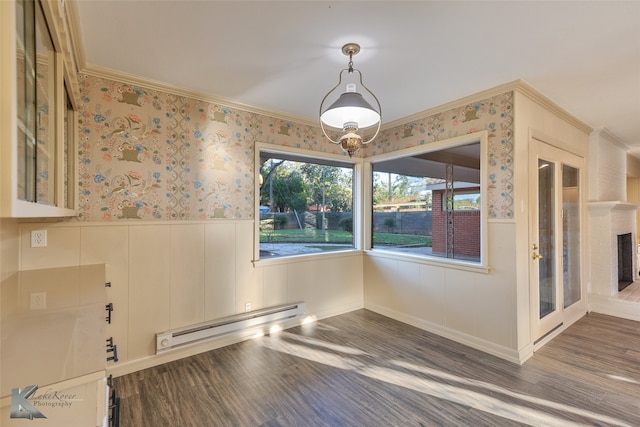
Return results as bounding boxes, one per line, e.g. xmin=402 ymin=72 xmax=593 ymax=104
xmin=15 ymin=0 xmax=36 ymax=202
xmin=2 ymin=0 xmax=78 ymax=217
xmin=33 ymin=0 xmax=57 ymax=206
xmin=18 ymin=0 xmax=57 ymax=206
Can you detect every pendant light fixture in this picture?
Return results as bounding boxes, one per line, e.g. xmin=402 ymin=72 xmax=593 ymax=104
xmin=319 ymin=43 xmax=382 ymax=157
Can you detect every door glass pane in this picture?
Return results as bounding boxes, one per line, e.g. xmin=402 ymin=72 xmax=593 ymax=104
xmin=16 ymin=0 xmax=36 ymax=201
xmin=538 ymin=159 xmax=555 ymax=319
xmin=64 ymin=85 xmax=75 ymax=210
xmin=563 ymin=165 xmax=581 ymax=307
xmin=34 ymin=0 xmax=56 ymax=205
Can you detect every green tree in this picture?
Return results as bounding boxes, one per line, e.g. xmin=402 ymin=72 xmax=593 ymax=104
xmin=300 ymin=164 xmax=352 ymax=212
xmin=373 ymin=173 xmax=411 ymax=204
xmin=273 ymin=171 xmax=307 ymax=212
xmin=260 ymin=160 xmax=308 ymax=212
xmin=259 ymin=159 xmax=284 ymax=209
xmin=325 ymin=183 xmax=352 ymax=212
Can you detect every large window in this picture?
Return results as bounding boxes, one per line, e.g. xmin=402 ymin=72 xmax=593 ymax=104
xmin=371 ymin=140 xmax=483 ymax=263
xmin=259 ymin=150 xmax=355 ymax=259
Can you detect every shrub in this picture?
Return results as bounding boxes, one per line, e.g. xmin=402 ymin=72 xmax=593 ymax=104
xmin=273 ymin=214 xmax=289 ymax=229
xmin=339 ymin=217 xmax=353 ymax=232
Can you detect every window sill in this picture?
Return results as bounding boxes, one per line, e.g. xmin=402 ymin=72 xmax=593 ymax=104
xmin=252 ymin=248 xmax=362 ymax=268
xmin=365 ymin=249 xmax=490 ymax=274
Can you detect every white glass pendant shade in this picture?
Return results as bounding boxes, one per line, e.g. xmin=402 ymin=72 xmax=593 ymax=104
xmin=320 ymin=85 xmax=380 ymax=130
xmin=318 ymin=43 xmax=382 ymax=155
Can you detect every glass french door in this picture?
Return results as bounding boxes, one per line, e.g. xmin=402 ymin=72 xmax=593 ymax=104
xmin=529 ymin=139 xmax=585 ymax=342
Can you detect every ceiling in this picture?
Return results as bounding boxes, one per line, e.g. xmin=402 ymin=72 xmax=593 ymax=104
xmin=72 ymin=1 xmax=640 ymax=150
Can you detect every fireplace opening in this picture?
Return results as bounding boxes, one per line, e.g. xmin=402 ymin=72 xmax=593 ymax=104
xmin=617 ymin=233 xmax=634 ymax=291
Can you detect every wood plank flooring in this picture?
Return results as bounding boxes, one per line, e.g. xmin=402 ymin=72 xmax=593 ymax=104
xmin=114 ymin=310 xmax=640 ymax=426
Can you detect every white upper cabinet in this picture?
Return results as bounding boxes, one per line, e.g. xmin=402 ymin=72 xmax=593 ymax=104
xmin=1 ymin=0 xmax=79 ymax=217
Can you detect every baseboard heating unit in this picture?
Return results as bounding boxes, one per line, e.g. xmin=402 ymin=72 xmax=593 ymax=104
xmin=156 ymin=302 xmax=306 ymax=354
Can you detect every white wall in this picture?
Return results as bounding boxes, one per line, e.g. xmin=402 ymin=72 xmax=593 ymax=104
xmin=359 ymin=85 xmax=593 ymax=364
xmin=626 ymin=154 xmax=640 ymax=179
xmin=626 ymin=155 xmax=640 ymax=241
xmin=18 ymin=221 xmax=364 ymax=376
xmin=0 ymin=218 xmax=19 ymax=282
xmin=586 ymin=131 xmax=640 ymax=321
xmin=361 ymin=86 xmax=591 ymax=363
xmin=590 ymin=129 xmax=628 ymax=202
xmin=4 ymin=82 xmax=601 ymax=378
xmin=0 ymin=219 xmax=20 ymax=401
xmin=512 ymin=89 xmax=591 ymax=352
xmin=364 ymin=221 xmax=520 ymax=362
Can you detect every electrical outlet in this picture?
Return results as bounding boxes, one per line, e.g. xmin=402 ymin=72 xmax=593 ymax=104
xmin=245 ymin=302 xmax=251 ymax=312
xmin=31 ymin=230 xmax=47 ymax=248
xmin=30 ymin=292 xmax=46 ymax=310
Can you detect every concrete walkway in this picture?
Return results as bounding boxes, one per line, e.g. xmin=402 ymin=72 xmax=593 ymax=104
xmin=259 ymin=243 xmax=434 ymax=258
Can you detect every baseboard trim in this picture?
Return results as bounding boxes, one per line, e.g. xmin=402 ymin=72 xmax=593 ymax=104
xmin=364 ymin=303 xmax=527 ymax=365
xmin=588 ymin=293 xmax=640 ymax=322
xmin=107 ymin=301 xmax=364 ymax=378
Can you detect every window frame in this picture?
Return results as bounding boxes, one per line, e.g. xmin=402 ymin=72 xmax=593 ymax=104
xmin=364 ymin=131 xmax=489 ymax=269
xmin=441 ymin=190 xmax=481 ymax=211
xmin=254 ymin=142 xmax=364 ymax=264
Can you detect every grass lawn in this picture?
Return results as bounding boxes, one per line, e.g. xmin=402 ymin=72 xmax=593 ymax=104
xmin=260 ymin=228 xmax=431 ymax=247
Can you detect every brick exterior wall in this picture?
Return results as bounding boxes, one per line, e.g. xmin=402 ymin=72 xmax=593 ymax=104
xmin=431 ymin=191 xmax=481 ymax=258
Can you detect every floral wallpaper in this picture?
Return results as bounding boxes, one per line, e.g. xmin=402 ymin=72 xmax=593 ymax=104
xmin=372 ymin=93 xmax=514 ymax=219
xmin=76 ymin=75 xmax=514 ymax=221
xmin=76 ymin=75 xmax=335 ymax=221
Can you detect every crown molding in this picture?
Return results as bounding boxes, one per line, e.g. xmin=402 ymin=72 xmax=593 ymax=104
xmin=383 ymin=79 xmax=594 ymax=138
xmin=64 ymin=0 xmax=87 ymax=73
xmin=591 ymin=126 xmax=629 ymax=150
xmin=64 ymin=1 xmax=318 ymax=127
xmin=382 ymin=80 xmax=523 ymax=129
xmin=82 ymin=64 xmax=320 ymax=128
xmin=62 ymin=0 xmax=593 ymax=138
xmin=514 ymin=79 xmax=593 ymax=135
xmin=40 ymin=0 xmax=82 ymax=107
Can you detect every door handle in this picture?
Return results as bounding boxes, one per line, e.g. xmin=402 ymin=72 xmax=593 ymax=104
xmin=532 ymin=244 xmax=543 ymax=260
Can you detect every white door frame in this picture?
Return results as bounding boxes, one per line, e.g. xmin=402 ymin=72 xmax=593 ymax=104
xmin=529 ymin=136 xmax=587 ymax=346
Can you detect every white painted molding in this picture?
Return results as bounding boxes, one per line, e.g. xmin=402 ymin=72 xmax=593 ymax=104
xmin=515 ymin=80 xmax=593 ymax=135
xmin=83 ymin=64 xmax=321 ymax=128
xmin=591 ymin=126 xmax=629 ymax=151
xmin=364 ymin=249 xmax=490 ymax=275
xmin=587 ymin=201 xmax=640 ymax=211
xmin=41 ymin=0 xmax=82 ymax=107
xmin=253 ymin=248 xmax=364 ymax=268
xmin=259 ymin=141 xmax=361 ymax=164
xmin=106 ymin=302 xmax=364 ymax=378
xmin=17 ymin=218 xmax=255 ymax=229
xmin=65 ymin=1 xmax=320 ymax=127
xmin=383 ymin=80 xmax=522 ymax=129
xmin=588 ymin=293 xmax=640 ymax=322
xmin=64 ymin=0 xmax=595 ymax=146
xmin=364 ymin=303 xmax=527 ymax=365
xmin=64 ymin=0 xmax=87 ymax=72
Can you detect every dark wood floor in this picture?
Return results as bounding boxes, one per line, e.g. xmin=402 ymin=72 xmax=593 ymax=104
xmin=114 ymin=310 xmax=640 ymax=426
